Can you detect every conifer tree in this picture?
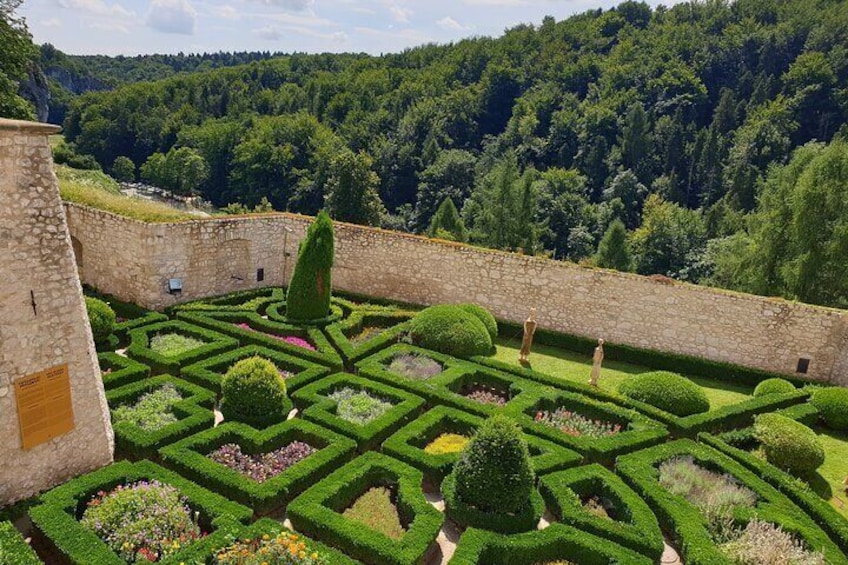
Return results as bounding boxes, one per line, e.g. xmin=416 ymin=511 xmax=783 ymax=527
xmin=596 ymin=219 xmax=632 ymax=271
xmin=427 ymin=197 xmax=468 ymax=242
xmin=286 ymin=211 xmax=334 ymax=320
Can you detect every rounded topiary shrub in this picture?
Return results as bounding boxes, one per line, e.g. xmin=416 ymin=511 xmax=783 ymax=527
xmin=453 ymin=415 xmax=534 ymax=513
xmin=409 ymin=305 xmax=492 ymax=358
xmin=810 ymin=387 xmax=848 ymax=431
xmin=286 ymin=211 xmax=334 ymax=321
xmin=753 ymin=378 xmax=796 ymax=397
xmin=618 ymin=371 xmax=710 ymax=416
xmin=458 ymin=303 xmax=498 ymax=340
xmin=85 ymin=296 xmax=116 ymax=344
xmin=220 ymin=356 xmax=290 ymax=427
xmin=754 ymin=413 xmax=824 ymax=476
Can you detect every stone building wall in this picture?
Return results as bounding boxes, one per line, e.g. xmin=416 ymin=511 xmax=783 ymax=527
xmin=0 ymin=120 xmax=113 ymax=505
xmin=64 ymin=204 xmax=848 ymax=386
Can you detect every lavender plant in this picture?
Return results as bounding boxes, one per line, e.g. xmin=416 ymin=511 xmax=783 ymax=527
xmin=208 ymin=441 xmax=316 ymax=483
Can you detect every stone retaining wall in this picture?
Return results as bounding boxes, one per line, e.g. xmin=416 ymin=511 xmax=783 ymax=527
xmin=64 ymin=203 xmax=848 ymax=385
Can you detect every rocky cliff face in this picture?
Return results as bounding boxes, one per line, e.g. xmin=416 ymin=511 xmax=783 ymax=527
xmin=19 ymin=64 xmax=50 ymax=122
xmin=44 ymin=67 xmax=109 ymax=95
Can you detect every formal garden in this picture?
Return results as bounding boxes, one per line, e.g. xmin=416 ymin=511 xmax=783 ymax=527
xmin=3 ymin=211 xmax=848 ymax=565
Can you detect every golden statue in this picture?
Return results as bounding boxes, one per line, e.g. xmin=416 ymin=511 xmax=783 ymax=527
xmin=519 ymin=308 xmax=538 ymax=363
xmin=588 ymin=338 xmax=605 ymax=387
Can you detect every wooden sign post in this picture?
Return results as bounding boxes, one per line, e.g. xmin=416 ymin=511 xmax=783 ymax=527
xmin=14 ymin=364 xmax=75 ymax=450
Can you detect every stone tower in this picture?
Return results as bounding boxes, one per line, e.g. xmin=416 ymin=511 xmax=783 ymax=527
xmin=0 ymin=118 xmax=113 ymax=505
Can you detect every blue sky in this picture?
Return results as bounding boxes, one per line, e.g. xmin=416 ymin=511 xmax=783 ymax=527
xmin=22 ymin=0 xmax=678 ymax=56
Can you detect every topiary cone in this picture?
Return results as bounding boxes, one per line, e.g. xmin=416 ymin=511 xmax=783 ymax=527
xmin=286 ymin=211 xmax=334 ymax=321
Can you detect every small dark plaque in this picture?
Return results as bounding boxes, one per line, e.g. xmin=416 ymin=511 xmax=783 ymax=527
xmin=796 ymin=358 xmax=810 ymax=374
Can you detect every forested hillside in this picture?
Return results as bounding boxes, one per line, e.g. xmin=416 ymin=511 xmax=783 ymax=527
xmin=7 ymin=0 xmax=848 ymax=307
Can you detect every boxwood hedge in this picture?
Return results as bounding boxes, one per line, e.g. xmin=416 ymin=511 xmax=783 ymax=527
xmin=28 ymin=460 xmax=251 ymax=565
xmin=442 ymin=470 xmax=545 ymax=534
xmin=170 ymin=287 xmax=283 ymax=314
xmin=125 ymin=320 xmax=238 ymax=375
xmin=159 ymin=419 xmax=357 ymax=514
xmin=448 ymin=523 xmax=654 ymax=565
xmin=287 ymin=452 xmax=443 ymax=565
xmin=176 ymin=310 xmax=342 ymax=369
xmin=0 ymin=521 xmax=41 ymax=565
xmin=180 ymin=345 xmax=330 ymax=395
xmin=382 ymin=405 xmax=581 ymax=482
xmin=97 ymin=352 xmax=150 ymax=390
xmin=324 ymin=311 xmax=412 ymax=364
xmin=106 ymin=375 xmax=216 ymax=459
xmin=616 ymin=439 xmax=848 ymax=565
xmin=538 ymin=464 xmax=664 ymax=559
xmin=291 ymin=373 xmax=426 ymax=451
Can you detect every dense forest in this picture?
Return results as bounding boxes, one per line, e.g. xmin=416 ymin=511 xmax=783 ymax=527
xmin=3 ymin=0 xmax=848 ymax=308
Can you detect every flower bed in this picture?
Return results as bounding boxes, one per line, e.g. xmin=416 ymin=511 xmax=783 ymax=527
xmin=233 ymin=323 xmax=317 ymax=350
xmin=534 ymin=408 xmax=622 ymax=438
xmin=80 ymin=480 xmax=204 ymax=563
xmin=424 ymin=433 xmax=469 ymax=455
xmin=463 ymin=383 xmax=509 ymax=406
xmin=342 ymin=486 xmax=407 ymax=540
xmin=112 ymin=383 xmax=183 ymax=432
xmin=126 ymin=320 xmax=238 ymax=375
xmin=386 ymin=353 xmax=443 ymax=380
xmin=214 ymin=530 xmax=328 ymax=564
xmin=150 ymin=333 xmax=208 ymax=357
xmin=328 ymin=387 xmax=395 ymax=425
xmin=208 ymin=441 xmax=317 ymax=483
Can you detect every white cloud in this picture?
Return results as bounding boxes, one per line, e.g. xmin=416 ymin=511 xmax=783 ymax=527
xmin=254 ymin=22 xmax=348 ymax=42
xmin=251 ymin=0 xmax=313 ymax=9
xmin=42 ymin=17 xmax=63 ymax=27
xmin=87 ymin=19 xmax=130 ymax=32
xmin=387 ymin=4 xmax=412 ymax=23
xmin=56 ymin=0 xmax=134 ymax=18
xmin=211 ymin=4 xmax=240 ymax=20
xmin=436 ymin=16 xmax=469 ymax=31
xmin=147 ymin=0 xmax=197 ymax=34
xmin=255 ymin=25 xmax=282 ymax=40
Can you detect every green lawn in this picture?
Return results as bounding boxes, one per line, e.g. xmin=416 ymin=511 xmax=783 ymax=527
xmin=813 ymin=426 xmax=848 ymax=518
xmin=493 ymin=336 xmax=753 ymax=409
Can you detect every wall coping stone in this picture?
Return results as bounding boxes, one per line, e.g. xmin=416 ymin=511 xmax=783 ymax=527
xmin=0 ymin=118 xmax=62 ymax=135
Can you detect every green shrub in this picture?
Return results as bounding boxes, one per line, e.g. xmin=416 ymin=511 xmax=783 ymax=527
xmin=753 ymin=378 xmax=795 ymax=397
xmin=286 ymin=211 xmax=334 ymax=321
xmin=810 ymin=387 xmax=848 ymax=430
xmin=85 ymin=296 xmax=116 ymax=344
xmin=458 ymin=303 xmax=498 ymax=340
xmin=618 ymin=371 xmax=710 ymax=416
xmin=452 ymin=415 xmax=534 ymax=514
xmin=409 ymin=305 xmax=492 ymax=358
xmin=220 ymin=356 xmax=290 ymax=427
xmin=753 ymin=413 xmax=824 ymax=476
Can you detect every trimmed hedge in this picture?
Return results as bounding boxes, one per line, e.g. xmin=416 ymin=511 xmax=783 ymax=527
xmin=538 ymin=464 xmax=664 ymax=559
xmin=753 ymin=377 xmax=796 ymax=397
xmin=810 ymin=386 xmax=848 ymax=430
xmin=382 ymin=405 xmax=581 ymax=482
xmin=287 ymin=452 xmax=443 ymax=565
xmin=324 ymin=311 xmax=413 ymax=364
xmin=618 ymin=371 xmax=710 ymax=416
xmin=160 ymin=419 xmax=357 ymax=514
xmin=291 ymin=373 xmax=426 ymax=450
xmin=219 ymin=356 xmax=291 ymax=427
xmin=106 ymin=375 xmax=215 ymax=459
xmin=753 ymin=413 xmax=824 ymax=475
xmin=442 ymin=471 xmax=544 ymax=534
xmin=458 ymin=303 xmax=498 ymax=340
xmin=504 ymin=387 xmax=668 ymax=463
xmin=125 ymin=320 xmax=238 ymax=375
xmin=0 ymin=521 xmax=41 ymax=565
xmin=84 ymin=286 xmax=168 ymax=337
xmin=176 ymin=310 xmax=342 ymax=369
xmin=700 ymin=432 xmax=848 ymax=555
xmin=28 ymin=460 xmax=251 ymax=565
xmin=97 ymin=352 xmax=150 ymax=390
xmin=169 ymin=287 xmax=283 ymax=314
xmin=266 ymin=300 xmax=345 ymax=327
xmin=84 ymin=296 xmax=116 ymax=345
xmin=286 ymin=210 xmax=334 ymax=321
xmin=180 ymin=345 xmax=330 ymax=395
xmin=409 ymin=305 xmax=492 ymax=358
xmin=211 ymin=518 xmax=360 ymax=564
xmin=357 ymin=344 xmax=542 ymax=418
xmin=448 ymin=523 xmax=654 ymax=565
xmin=616 ymin=439 xmax=848 ymax=565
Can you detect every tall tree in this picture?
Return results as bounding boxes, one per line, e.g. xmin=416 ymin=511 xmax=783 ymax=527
xmin=595 ymin=218 xmax=631 ymax=271
xmin=325 ymin=150 xmax=385 ymax=226
xmin=0 ymin=0 xmax=35 ymax=119
xmin=427 ymin=198 xmax=468 ymax=242
xmin=619 ymin=102 xmax=652 ymax=180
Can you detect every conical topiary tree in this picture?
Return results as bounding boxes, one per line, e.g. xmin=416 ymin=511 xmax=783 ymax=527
xmin=286 ymin=210 xmax=334 ymax=320
xmin=453 ymin=415 xmax=534 ymax=513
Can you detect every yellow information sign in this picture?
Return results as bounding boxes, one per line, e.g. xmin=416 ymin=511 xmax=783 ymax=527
xmin=14 ymin=364 xmax=75 ymax=450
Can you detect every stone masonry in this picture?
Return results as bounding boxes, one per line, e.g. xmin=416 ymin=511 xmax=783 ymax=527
xmin=64 ymin=205 xmax=848 ymax=386
xmin=0 ymin=119 xmax=113 ymax=505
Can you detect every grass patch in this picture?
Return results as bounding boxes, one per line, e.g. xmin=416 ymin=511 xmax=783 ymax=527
xmin=58 ymin=164 xmax=195 ymax=222
xmin=812 ymin=426 xmax=848 ymax=518
xmin=493 ymin=337 xmax=752 ymax=409
xmin=150 ymin=333 xmax=207 ymax=357
xmin=342 ymin=487 xmax=406 ymax=540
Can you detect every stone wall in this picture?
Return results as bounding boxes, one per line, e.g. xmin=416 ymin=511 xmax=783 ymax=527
xmin=64 ymin=204 xmax=848 ymax=386
xmin=0 ymin=119 xmax=113 ymax=505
